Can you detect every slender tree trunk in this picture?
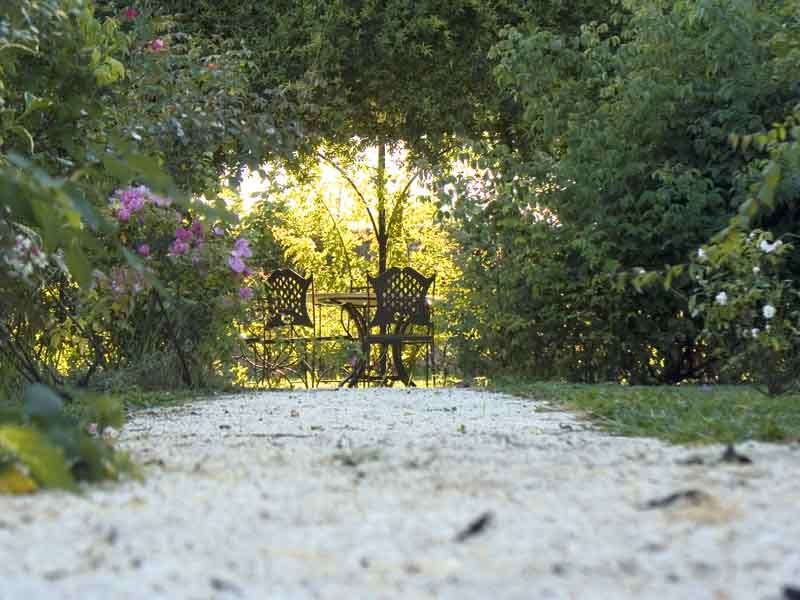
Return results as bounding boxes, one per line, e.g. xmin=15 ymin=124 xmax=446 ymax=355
xmin=375 ymin=143 xmax=389 ymax=379
xmin=377 ymin=143 xmax=388 ymax=274
xmin=154 ymin=291 xmax=193 ymax=387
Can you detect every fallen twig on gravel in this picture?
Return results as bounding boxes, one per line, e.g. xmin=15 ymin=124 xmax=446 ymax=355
xmin=783 ymin=585 xmax=800 ymax=599
xmin=720 ymin=444 xmax=752 ymax=464
xmin=454 ymin=510 xmax=494 ymax=542
xmin=641 ymin=489 xmax=709 ymax=510
xmin=677 ymin=444 xmax=753 ymax=466
xmin=332 ymin=447 xmax=381 ymax=467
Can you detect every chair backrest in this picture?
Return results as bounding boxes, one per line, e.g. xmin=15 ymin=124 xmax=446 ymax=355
xmin=264 ymin=268 xmax=314 ymax=329
xmin=368 ymin=267 xmax=434 ymax=329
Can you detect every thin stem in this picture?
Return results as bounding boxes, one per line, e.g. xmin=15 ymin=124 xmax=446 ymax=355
xmin=317 ymin=151 xmax=379 ymax=240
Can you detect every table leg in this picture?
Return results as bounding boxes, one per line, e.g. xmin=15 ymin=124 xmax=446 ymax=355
xmin=338 ymin=302 xmax=368 ymax=388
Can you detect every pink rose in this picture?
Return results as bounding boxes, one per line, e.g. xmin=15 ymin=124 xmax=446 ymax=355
xmin=122 ymin=7 xmax=139 ymax=21
xmin=175 ymin=227 xmax=193 ymax=243
xmin=190 ymin=219 xmax=204 ymax=238
xmin=232 ymin=238 xmax=252 ymax=258
xmin=148 ymin=38 xmax=166 ymax=52
xmin=170 ymin=240 xmax=190 ymax=256
xmin=137 ymin=243 xmax=150 ymax=257
xmin=228 ymin=254 xmax=246 ymax=273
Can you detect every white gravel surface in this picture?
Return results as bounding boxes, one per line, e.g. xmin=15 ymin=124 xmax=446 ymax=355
xmin=1 ymin=387 xmax=799 ymax=600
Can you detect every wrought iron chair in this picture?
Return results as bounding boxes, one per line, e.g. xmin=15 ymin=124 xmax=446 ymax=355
xmin=360 ymin=267 xmax=435 ymax=387
xmin=237 ymin=268 xmax=317 ymax=388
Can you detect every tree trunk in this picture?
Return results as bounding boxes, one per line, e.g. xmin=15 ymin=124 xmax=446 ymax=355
xmin=375 ymin=143 xmax=389 ymax=379
xmin=377 ymin=143 xmax=388 ymax=274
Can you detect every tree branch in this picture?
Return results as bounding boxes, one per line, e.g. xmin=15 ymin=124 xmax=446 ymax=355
xmin=316 ymin=151 xmax=379 ymax=239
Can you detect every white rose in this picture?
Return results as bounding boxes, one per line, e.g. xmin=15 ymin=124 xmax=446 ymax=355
xmin=751 ymin=328 xmax=759 ymax=338
xmin=759 ymin=239 xmax=781 ymax=253
xmin=715 ymin=291 xmax=728 ymax=306
xmin=762 ymin=304 xmax=776 ymax=319
xmin=752 ymin=266 xmax=760 ymax=274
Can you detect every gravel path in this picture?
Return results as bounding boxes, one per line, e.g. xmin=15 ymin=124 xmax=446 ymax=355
xmin=1 ymin=388 xmax=799 ymax=600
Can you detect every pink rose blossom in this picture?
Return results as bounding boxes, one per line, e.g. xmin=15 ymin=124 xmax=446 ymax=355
xmin=190 ymin=219 xmax=204 ymax=238
xmin=110 ymin=185 xmax=150 ymax=221
xmin=148 ymin=38 xmax=166 ymax=52
xmin=228 ymin=254 xmax=246 ymax=273
xmin=239 ymin=287 xmax=253 ymax=301
xmin=175 ymin=227 xmax=193 ymax=243
xmin=118 ymin=186 xmax=147 ymax=212
xmin=137 ymin=243 xmax=150 ymax=257
xmin=170 ymin=240 xmax=190 ymax=256
xmin=122 ymin=7 xmax=139 ymax=21
xmin=232 ymin=238 xmax=252 ymax=258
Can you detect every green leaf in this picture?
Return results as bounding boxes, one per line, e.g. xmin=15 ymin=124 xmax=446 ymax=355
xmin=763 ymin=161 xmax=781 ymax=191
xmin=94 ymin=57 xmax=126 ymax=86
xmin=0 ymin=465 xmax=38 ymax=494
xmin=22 ymin=384 xmax=64 ymax=421
xmin=21 ymin=92 xmax=52 ymax=119
xmin=0 ymin=426 xmax=76 ymax=491
xmin=63 ymin=239 xmax=92 ymax=286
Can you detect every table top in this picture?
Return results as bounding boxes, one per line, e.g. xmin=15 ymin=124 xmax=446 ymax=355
xmin=315 ymin=291 xmax=440 ymax=307
xmin=315 ymin=291 xmax=373 ymax=306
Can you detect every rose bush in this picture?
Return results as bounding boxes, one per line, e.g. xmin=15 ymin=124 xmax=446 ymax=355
xmin=689 ymin=229 xmax=800 ymax=394
xmin=85 ymin=184 xmax=255 ymax=389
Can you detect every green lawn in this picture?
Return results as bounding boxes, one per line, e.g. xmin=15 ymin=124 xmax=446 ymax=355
xmin=488 ymin=378 xmax=800 ymax=444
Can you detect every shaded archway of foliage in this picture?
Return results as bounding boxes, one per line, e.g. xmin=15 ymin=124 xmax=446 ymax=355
xmin=150 ymin=0 xmax=614 ymax=275
xmin=152 ymin=0 xmax=610 ymax=159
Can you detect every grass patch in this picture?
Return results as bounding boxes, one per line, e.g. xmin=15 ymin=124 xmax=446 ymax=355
xmin=488 ymin=377 xmax=800 ymax=444
xmin=111 ymin=388 xmax=199 ymax=411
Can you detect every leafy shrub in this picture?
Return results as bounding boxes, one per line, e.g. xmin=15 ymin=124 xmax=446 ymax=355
xmin=690 ymin=230 xmax=799 ymax=394
xmin=87 ymin=185 xmax=255 ymax=388
xmin=0 ymin=384 xmax=133 ymax=494
xmin=440 ymin=0 xmax=800 ymax=384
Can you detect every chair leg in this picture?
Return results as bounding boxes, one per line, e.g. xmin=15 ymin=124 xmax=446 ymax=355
xmin=425 ymin=342 xmax=430 ymax=388
xmin=429 ymin=339 xmax=435 ymax=387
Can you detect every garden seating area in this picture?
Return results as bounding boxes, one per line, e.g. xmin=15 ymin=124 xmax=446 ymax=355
xmin=2 ymin=2 xmax=800 ymax=597
xmin=236 ymin=267 xmax=437 ymax=389
xmin=2 ymin=0 xmax=800 ymax=540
